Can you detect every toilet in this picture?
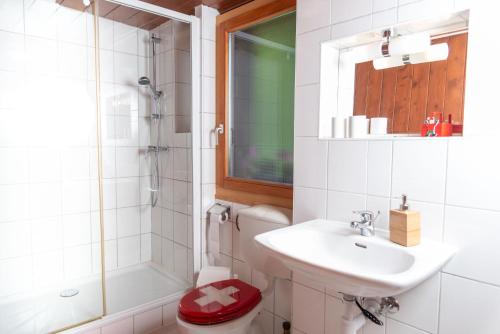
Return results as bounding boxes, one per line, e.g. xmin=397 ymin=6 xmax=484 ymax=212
xmin=176 ymin=205 xmax=292 ymax=334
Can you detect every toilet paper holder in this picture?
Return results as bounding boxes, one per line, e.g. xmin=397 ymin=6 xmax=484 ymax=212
xmin=207 ymin=203 xmax=231 ymax=223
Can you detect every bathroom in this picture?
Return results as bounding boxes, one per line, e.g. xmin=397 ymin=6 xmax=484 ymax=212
xmin=0 ymin=0 xmax=498 ymax=333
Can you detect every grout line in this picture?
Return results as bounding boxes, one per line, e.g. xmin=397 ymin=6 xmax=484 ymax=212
xmin=442 ymin=271 xmax=500 ymax=289
xmin=364 ymin=141 xmax=369 ymax=210
xmin=325 ymin=141 xmax=331 ymax=220
xmin=57 ymin=150 xmax=66 ymax=281
xmin=322 ymin=287 xmax=327 ymax=334
xmin=441 ymin=139 xmax=450 ymax=242
xmin=388 ymin=318 xmax=433 ymax=334
xmin=437 ymin=272 xmax=444 ymax=334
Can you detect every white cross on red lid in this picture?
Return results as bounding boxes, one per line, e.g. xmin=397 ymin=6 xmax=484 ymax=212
xmin=194 ymin=285 xmax=240 ymax=307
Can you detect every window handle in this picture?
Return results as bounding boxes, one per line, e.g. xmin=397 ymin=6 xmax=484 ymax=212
xmin=215 ymin=123 xmax=224 ymax=146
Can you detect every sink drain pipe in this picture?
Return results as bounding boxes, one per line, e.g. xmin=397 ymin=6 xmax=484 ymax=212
xmin=339 ymin=295 xmax=367 ymax=334
xmin=355 ymin=299 xmax=384 ymax=326
xmin=339 ymin=294 xmax=389 ymax=333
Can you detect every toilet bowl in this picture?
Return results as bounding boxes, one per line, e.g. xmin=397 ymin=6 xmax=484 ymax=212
xmin=177 ymin=279 xmax=263 ymax=334
xmin=176 ymin=205 xmax=292 ymax=334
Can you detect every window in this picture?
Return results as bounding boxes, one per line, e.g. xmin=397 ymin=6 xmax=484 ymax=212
xmin=216 ymin=0 xmax=296 ymax=208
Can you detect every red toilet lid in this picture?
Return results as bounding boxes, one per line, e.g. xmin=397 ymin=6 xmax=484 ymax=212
xmin=178 ymin=279 xmax=262 ymax=325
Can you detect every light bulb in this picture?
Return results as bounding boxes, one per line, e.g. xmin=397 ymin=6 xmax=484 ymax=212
xmin=372 ymin=43 xmax=449 ymax=70
xmin=83 ymin=0 xmax=90 ymax=6
xmin=388 ymin=32 xmax=431 ymax=56
xmin=349 ymin=42 xmax=385 ymax=63
xmin=372 ymin=56 xmax=405 ymax=70
xmin=409 ymin=43 xmax=449 ymax=64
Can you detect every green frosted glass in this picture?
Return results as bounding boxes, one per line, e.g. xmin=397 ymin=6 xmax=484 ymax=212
xmin=228 ymin=12 xmax=295 ymax=184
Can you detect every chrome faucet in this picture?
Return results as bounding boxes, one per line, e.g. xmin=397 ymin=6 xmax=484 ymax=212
xmin=350 ymin=210 xmax=380 ymax=237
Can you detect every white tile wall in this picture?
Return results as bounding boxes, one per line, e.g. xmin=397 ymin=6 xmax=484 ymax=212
xmin=372 ymin=8 xmax=397 ymax=28
xmin=392 ymin=140 xmax=448 ymax=204
xmin=117 ymin=236 xmax=141 ymax=268
xmin=0 ymin=0 xmax=24 ymax=34
xmin=292 ymin=282 xmax=325 ymax=334
xmin=386 ymin=319 xmax=428 ymax=334
xmin=331 ymin=14 xmax=373 ymax=40
xmin=388 ymin=274 xmax=441 ymax=333
xmin=294 ymin=137 xmax=328 ymax=188
xmin=397 ymin=0 xmax=454 ymax=23
xmin=446 ymin=137 xmax=500 ymax=211
xmin=146 ymin=19 xmax=194 ymax=283
xmin=293 ymin=187 xmax=327 ymax=224
xmin=202 ymin=39 xmax=215 ymax=78
xmin=328 ymin=140 xmax=368 ymax=193
xmin=327 ymin=190 xmax=366 ymax=222
xmin=443 ymin=206 xmax=500 ymax=285
xmin=373 ymin=0 xmax=397 ymax=12
xmin=134 ymin=307 xmax=163 ymax=334
xmin=295 ymin=27 xmax=331 ymax=86
xmin=294 ymin=84 xmax=321 ymax=137
xmin=292 ymin=1 xmax=500 ymax=334
xmin=102 ymin=317 xmax=134 ymax=334
xmin=366 ymin=140 xmax=392 ymax=196
xmin=331 ymin=0 xmax=372 ymax=23
xmin=439 ymin=274 xmax=500 ymax=334
xmin=33 ymin=250 xmax=63 ymax=287
xmin=297 ymin=0 xmax=331 ymax=34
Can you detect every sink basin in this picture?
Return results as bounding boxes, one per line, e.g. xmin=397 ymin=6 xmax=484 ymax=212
xmin=254 ymin=219 xmax=456 ymax=297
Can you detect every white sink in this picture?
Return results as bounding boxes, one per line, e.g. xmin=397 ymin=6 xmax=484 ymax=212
xmin=255 ymin=219 xmax=456 ymax=297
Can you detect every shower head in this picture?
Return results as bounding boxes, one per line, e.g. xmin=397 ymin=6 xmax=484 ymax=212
xmin=138 ymin=76 xmax=162 ymax=99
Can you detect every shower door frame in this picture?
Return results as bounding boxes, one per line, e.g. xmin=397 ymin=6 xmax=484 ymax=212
xmin=99 ymin=0 xmax=203 ymax=285
xmin=56 ymin=0 xmax=201 ymax=332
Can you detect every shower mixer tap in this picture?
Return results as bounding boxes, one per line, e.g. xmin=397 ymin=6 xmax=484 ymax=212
xmin=147 ymin=145 xmax=169 ymax=153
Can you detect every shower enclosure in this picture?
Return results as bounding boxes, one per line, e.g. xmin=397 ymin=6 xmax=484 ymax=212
xmin=0 ymin=0 xmax=200 ymax=333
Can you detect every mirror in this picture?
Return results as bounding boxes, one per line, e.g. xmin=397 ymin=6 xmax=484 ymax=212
xmin=319 ymin=10 xmax=469 ymax=139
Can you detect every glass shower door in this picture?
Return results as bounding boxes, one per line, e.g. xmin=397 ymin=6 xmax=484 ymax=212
xmin=0 ymin=0 xmax=105 ymax=332
xmin=96 ymin=0 xmax=194 ymax=315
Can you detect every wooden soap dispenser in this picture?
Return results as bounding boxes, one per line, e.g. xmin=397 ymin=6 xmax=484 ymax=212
xmin=390 ymin=194 xmax=421 ymax=247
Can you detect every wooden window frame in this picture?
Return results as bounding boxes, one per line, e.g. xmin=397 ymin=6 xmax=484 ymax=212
xmin=215 ymin=0 xmax=296 ymax=209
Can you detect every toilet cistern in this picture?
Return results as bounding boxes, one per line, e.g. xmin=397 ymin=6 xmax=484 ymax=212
xmin=350 ymin=210 xmax=379 ymax=237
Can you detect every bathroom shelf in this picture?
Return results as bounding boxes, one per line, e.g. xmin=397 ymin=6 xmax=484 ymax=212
xmin=318 ymin=135 xmax=463 ymax=142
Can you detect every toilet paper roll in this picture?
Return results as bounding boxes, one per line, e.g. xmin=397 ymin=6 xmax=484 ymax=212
xmin=208 ymin=211 xmax=227 ymax=263
xmin=349 ymin=115 xmax=368 ymax=138
xmin=370 ymin=117 xmax=388 ymax=135
xmin=332 ymin=117 xmax=345 ymax=138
